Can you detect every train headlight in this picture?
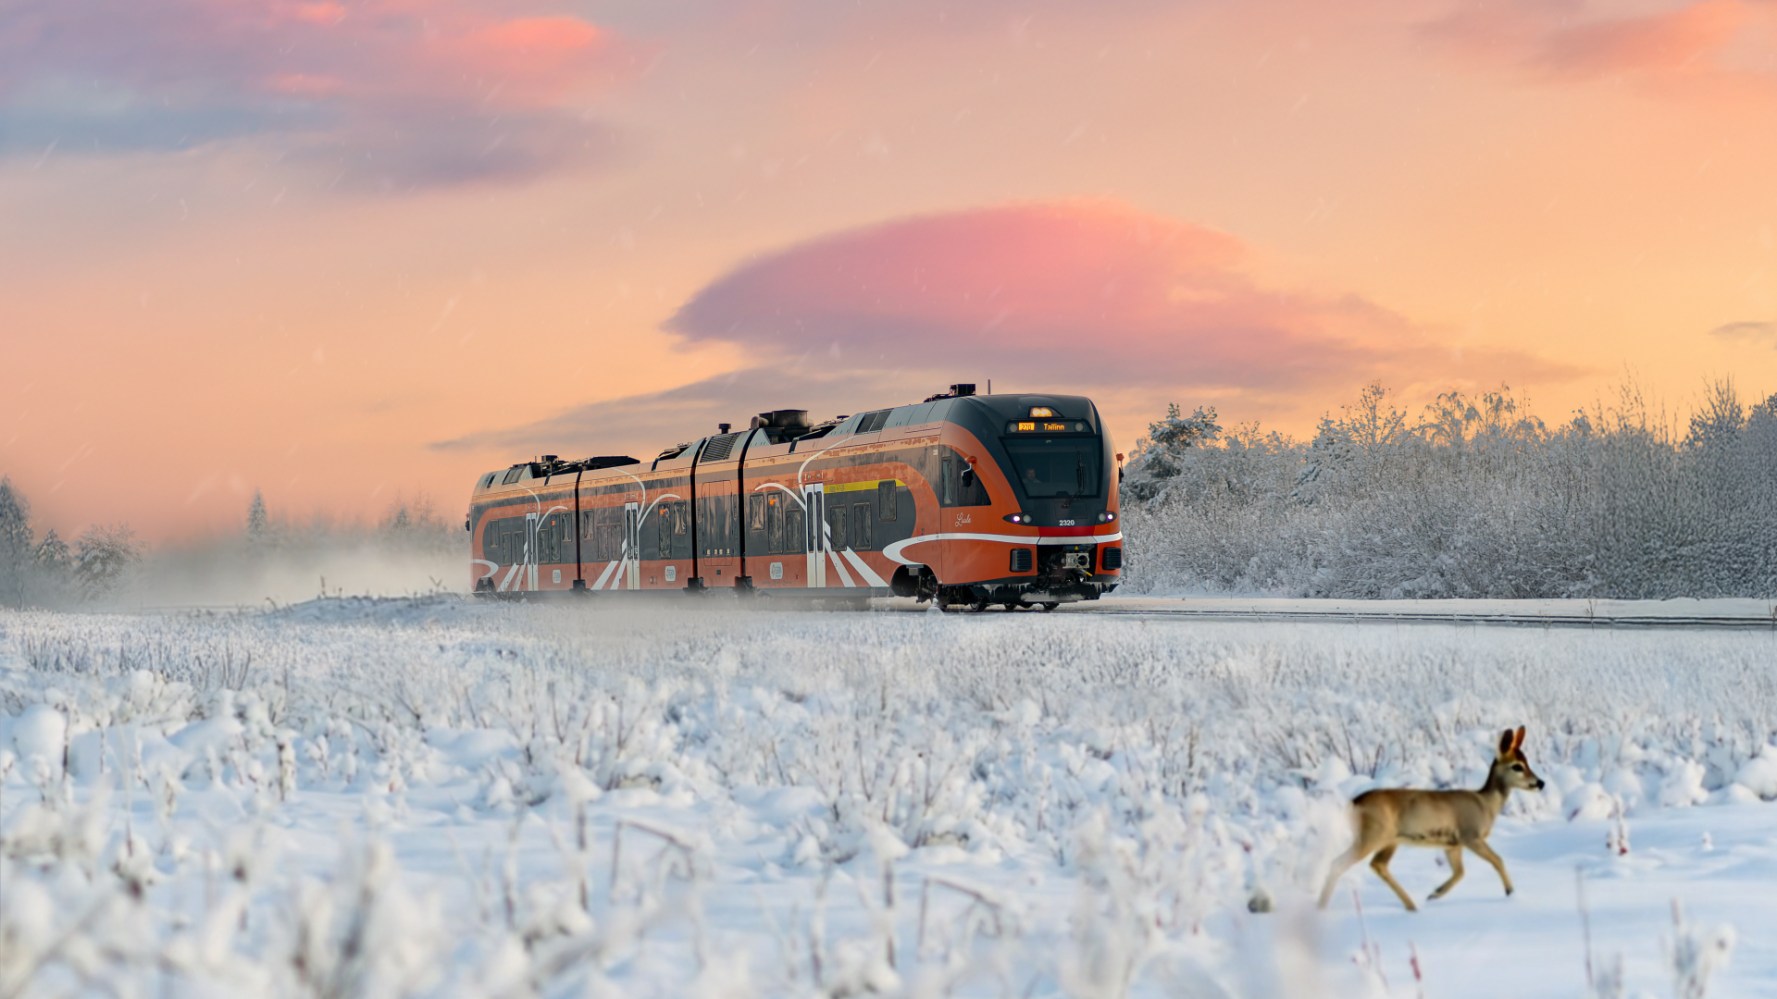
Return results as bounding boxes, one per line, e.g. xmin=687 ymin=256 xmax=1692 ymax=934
xmin=1097 ymin=511 xmax=1117 ymax=523
xmin=1004 ymin=512 xmax=1032 ymax=524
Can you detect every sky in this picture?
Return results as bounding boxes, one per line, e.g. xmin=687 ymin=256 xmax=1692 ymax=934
xmin=2 ymin=0 xmax=1775 ymax=543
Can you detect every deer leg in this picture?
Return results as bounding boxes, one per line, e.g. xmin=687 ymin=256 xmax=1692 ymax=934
xmin=1428 ymin=846 xmax=1465 ymax=900
xmin=1318 ymin=845 xmax=1368 ymax=910
xmin=1369 ymin=845 xmax=1418 ymax=912
xmin=1466 ymin=839 xmax=1514 ymax=896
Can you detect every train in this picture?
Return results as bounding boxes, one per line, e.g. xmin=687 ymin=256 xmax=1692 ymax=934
xmin=466 ymin=384 xmax=1122 ymax=610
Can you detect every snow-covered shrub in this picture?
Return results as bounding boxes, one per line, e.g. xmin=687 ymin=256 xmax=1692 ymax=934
xmin=1122 ymin=382 xmax=1777 ymax=599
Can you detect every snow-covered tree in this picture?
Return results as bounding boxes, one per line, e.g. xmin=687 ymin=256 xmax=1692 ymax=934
xmin=1123 ymin=404 xmax=1223 ymax=503
xmin=36 ymin=528 xmax=70 ymax=572
xmin=1120 ymin=380 xmax=1777 ymax=600
xmin=380 ymin=495 xmax=455 ymax=556
xmin=247 ymin=489 xmax=271 ymax=546
xmin=0 ymin=476 xmax=34 ymax=607
xmin=73 ymin=525 xmax=140 ymax=600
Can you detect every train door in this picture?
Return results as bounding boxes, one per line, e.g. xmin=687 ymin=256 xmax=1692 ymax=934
xmin=802 ymin=483 xmax=826 ymax=589
xmin=524 ymin=511 xmax=541 ymax=592
xmin=623 ymin=501 xmax=641 ymax=590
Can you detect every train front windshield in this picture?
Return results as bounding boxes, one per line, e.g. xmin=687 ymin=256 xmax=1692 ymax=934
xmin=1002 ymin=437 xmax=1103 ymax=498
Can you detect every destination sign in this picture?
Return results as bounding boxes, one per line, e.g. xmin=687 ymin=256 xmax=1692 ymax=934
xmin=1008 ymin=420 xmax=1088 ymax=433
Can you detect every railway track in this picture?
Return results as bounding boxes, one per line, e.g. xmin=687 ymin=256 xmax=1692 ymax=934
xmin=1061 ymin=598 xmax=1777 ymax=631
xmin=107 ymin=594 xmax=1777 ymax=631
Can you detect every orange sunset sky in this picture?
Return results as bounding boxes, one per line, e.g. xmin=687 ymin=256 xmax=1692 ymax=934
xmin=3 ymin=0 xmax=1775 ymax=543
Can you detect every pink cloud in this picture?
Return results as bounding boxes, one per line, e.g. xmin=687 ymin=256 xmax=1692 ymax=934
xmin=266 ymin=73 xmax=346 ymax=98
xmin=289 ymin=2 xmax=347 ymax=27
xmin=1532 ymin=0 xmax=1747 ymax=80
xmin=1422 ymin=0 xmax=1777 ymax=94
xmin=0 ymin=0 xmax=636 ymax=184
xmin=663 ymin=201 xmax=1573 ymax=396
xmin=443 ymin=203 xmax=1582 ymax=455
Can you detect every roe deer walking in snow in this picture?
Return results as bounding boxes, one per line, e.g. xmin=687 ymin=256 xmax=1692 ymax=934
xmin=1318 ymin=725 xmax=1545 ymax=912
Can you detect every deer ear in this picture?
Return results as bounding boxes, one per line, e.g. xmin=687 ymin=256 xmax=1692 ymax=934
xmin=1512 ymin=726 xmax=1526 ymax=753
xmin=1498 ymin=729 xmax=1515 ymax=754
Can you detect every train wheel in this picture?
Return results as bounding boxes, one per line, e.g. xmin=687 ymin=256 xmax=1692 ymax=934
xmin=1001 ymin=602 xmax=1019 ymax=612
xmin=1040 ymin=602 xmax=1059 ymax=612
xmin=969 ymin=599 xmax=989 ymax=613
xmin=918 ymin=573 xmax=942 ymax=605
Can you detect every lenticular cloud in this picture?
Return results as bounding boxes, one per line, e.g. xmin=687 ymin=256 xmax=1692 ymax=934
xmin=664 ymin=200 xmax=1566 ymax=394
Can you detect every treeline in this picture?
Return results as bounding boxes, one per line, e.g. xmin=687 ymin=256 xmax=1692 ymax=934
xmin=1119 ymin=382 xmax=1777 ymax=599
xmin=0 ymin=478 xmax=140 ymax=607
xmin=0 ymin=483 xmax=461 ymax=608
xmin=234 ymin=489 xmax=460 ymax=559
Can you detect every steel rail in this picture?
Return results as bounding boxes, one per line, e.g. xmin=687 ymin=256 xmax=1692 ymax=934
xmin=1060 ymin=605 xmax=1777 ymax=630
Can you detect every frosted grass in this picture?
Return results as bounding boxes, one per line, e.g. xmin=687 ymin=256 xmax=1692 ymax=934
xmin=1 ymin=598 xmax=1771 ymax=996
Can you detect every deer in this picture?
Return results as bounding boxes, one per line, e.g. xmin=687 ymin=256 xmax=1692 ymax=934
xmin=1318 ymin=725 xmax=1545 ymax=912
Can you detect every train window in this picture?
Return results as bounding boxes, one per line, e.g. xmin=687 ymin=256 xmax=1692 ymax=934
xmin=581 ymin=511 xmax=593 ymax=541
xmin=959 ymin=470 xmax=990 ymax=506
xmin=1002 ymin=438 xmax=1102 ymax=498
xmin=878 ymin=481 xmax=897 ymax=521
xmin=600 ymin=509 xmax=621 ymax=560
xmin=674 ymin=502 xmax=688 ymax=536
xmin=483 ymin=474 xmax=496 ymax=489
xmin=936 ymin=450 xmax=992 ymax=507
xmin=767 ymin=497 xmax=785 ymax=554
xmin=749 ymin=494 xmax=766 ymax=534
xmin=502 ymin=468 xmax=522 ymax=485
xmin=786 ymin=507 xmax=805 ymax=554
xmin=714 ymin=496 xmax=733 ymax=554
xmin=883 ymin=403 xmax=928 ymax=429
xmin=657 ymin=506 xmax=672 ymax=555
xmin=854 ymin=503 xmax=873 ymax=550
xmin=830 ymin=503 xmax=848 ymax=550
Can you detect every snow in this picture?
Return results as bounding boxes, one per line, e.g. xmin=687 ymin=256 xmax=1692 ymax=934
xmin=1734 ymin=747 xmax=1777 ymax=802
xmin=1092 ymin=594 xmax=1777 ymax=624
xmin=1 ymin=596 xmax=1773 ymax=996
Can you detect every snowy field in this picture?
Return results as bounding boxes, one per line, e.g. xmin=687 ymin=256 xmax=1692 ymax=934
xmin=2 ymin=598 xmax=1773 ymax=997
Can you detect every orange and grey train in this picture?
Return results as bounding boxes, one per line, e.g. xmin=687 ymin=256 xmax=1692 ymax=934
xmin=466 ymin=385 xmax=1122 ymax=609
